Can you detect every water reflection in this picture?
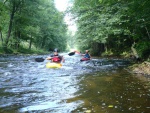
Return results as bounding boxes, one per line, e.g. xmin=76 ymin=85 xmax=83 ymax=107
xmin=68 ymin=70 xmax=150 ymax=113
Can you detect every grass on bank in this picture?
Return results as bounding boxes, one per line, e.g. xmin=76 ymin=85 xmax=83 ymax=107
xmin=0 ymin=44 xmax=49 ymax=55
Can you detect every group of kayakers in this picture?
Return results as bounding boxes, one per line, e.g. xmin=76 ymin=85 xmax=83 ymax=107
xmin=46 ymin=49 xmax=91 ymax=63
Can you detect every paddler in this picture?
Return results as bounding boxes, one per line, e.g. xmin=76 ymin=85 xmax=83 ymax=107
xmin=46 ymin=48 xmax=65 ymax=63
xmin=80 ymin=50 xmax=91 ymax=61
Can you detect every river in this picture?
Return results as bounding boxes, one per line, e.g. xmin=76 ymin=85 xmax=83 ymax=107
xmin=0 ymin=54 xmax=149 ymax=113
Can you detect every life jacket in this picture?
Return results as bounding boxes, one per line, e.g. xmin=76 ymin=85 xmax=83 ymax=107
xmin=84 ymin=53 xmax=90 ymax=58
xmin=52 ymin=57 xmax=61 ymax=62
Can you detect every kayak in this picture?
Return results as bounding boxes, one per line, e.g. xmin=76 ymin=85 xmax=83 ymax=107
xmin=80 ymin=58 xmax=90 ymax=62
xmin=46 ymin=62 xmax=62 ymax=68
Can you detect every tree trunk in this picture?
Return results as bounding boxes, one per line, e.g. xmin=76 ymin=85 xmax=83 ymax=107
xmin=91 ymin=42 xmax=104 ymax=55
xmin=15 ymin=3 xmax=22 ymax=50
xmin=131 ymin=42 xmax=139 ymax=58
xmin=16 ymin=31 xmax=21 ymax=49
xmin=5 ymin=5 xmax=15 ymax=47
xmin=145 ymin=27 xmax=150 ymax=39
xmin=104 ymin=43 xmax=107 ymax=52
xmin=29 ymin=37 xmax=32 ymax=50
xmin=0 ymin=30 xmax=3 ymax=46
xmin=41 ymin=37 xmax=46 ymax=48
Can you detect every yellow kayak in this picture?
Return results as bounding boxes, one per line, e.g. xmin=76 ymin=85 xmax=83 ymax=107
xmin=46 ymin=62 xmax=62 ymax=68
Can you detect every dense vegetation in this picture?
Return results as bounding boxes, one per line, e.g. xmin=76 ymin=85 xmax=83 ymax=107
xmin=0 ymin=0 xmax=67 ymax=54
xmin=70 ymin=0 xmax=150 ymax=59
xmin=0 ymin=0 xmax=149 ymax=59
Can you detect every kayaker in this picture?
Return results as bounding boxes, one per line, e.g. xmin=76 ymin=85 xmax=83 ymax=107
xmin=80 ymin=50 xmax=91 ymax=61
xmin=46 ymin=48 xmax=65 ymax=63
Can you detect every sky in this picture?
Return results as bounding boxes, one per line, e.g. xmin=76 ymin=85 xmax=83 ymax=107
xmin=54 ymin=0 xmax=68 ymax=12
xmin=54 ymin=0 xmax=77 ymax=34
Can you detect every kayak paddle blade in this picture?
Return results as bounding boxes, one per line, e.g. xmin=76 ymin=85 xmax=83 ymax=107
xmin=68 ymin=52 xmax=75 ymax=56
xmin=35 ymin=58 xmax=45 ymax=62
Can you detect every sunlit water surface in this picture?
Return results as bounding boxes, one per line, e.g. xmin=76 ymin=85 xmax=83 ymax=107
xmin=0 ymin=54 xmax=149 ymax=113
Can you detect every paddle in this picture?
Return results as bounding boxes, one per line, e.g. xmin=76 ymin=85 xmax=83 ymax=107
xmin=68 ymin=50 xmax=81 ymax=56
xmin=68 ymin=52 xmax=75 ymax=56
xmin=35 ymin=51 xmax=77 ymax=62
xmin=35 ymin=57 xmax=45 ymax=62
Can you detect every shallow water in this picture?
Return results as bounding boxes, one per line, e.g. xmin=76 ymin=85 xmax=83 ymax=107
xmin=0 ymin=54 xmax=149 ymax=113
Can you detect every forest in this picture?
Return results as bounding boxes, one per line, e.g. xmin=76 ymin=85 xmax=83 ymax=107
xmin=0 ymin=0 xmax=67 ymax=54
xmin=0 ymin=0 xmax=150 ymax=60
xmin=70 ymin=0 xmax=150 ymax=59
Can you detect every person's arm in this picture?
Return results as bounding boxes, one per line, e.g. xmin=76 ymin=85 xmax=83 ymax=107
xmin=46 ymin=57 xmax=52 ymax=60
xmin=46 ymin=55 xmax=53 ymax=60
xmin=81 ymin=53 xmax=85 ymax=56
xmin=61 ymin=56 xmax=65 ymax=62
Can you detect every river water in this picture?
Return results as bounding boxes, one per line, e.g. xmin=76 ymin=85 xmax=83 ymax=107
xmin=0 ymin=54 xmax=149 ymax=113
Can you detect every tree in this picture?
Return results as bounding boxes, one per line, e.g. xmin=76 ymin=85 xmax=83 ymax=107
xmin=0 ymin=0 xmax=68 ymax=53
xmin=70 ymin=0 xmax=150 ymax=58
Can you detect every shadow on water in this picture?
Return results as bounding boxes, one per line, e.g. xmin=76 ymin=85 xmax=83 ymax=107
xmin=68 ymin=70 xmax=150 ymax=113
xmin=0 ymin=54 xmax=149 ymax=113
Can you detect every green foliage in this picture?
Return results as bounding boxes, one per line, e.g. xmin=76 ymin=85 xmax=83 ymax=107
xmin=101 ymin=50 xmax=113 ymax=57
xmin=0 ymin=0 xmax=68 ymax=54
xmin=70 ymin=0 xmax=150 ymax=58
xmin=136 ymin=41 xmax=150 ymax=59
xmin=17 ymin=45 xmax=48 ymax=54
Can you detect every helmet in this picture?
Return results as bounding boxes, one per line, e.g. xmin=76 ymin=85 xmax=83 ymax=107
xmin=54 ymin=48 xmax=58 ymax=52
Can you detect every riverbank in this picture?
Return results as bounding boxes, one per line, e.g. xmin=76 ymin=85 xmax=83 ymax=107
xmin=129 ymin=61 xmax=150 ymax=76
xmin=127 ymin=61 xmax=150 ymax=87
xmin=102 ymin=53 xmax=150 ymax=76
xmin=0 ymin=46 xmax=49 ymax=55
xmin=101 ymin=54 xmax=150 ymax=82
